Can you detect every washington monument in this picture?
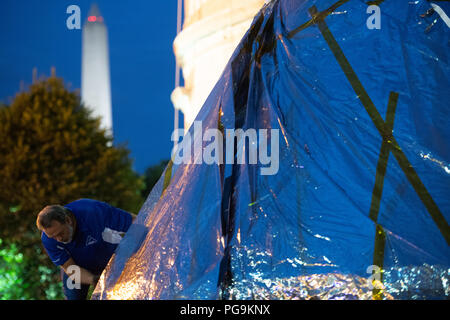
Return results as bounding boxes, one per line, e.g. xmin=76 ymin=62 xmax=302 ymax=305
xmin=82 ymin=3 xmax=113 ymax=134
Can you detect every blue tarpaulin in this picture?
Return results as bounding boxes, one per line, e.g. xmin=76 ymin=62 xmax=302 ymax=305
xmin=93 ymin=0 xmax=450 ymax=299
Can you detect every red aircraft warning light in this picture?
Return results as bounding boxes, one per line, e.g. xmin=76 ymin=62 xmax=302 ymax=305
xmin=88 ymin=16 xmax=104 ymax=22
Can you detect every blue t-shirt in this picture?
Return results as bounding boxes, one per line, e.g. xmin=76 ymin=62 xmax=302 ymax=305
xmin=41 ymin=199 xmax=133 ymax=274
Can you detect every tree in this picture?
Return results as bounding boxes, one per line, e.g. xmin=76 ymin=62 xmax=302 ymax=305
xmin=0 ymin=76 xmax=145 ymax=299
xmin=141 ymin=160 xmax=169 ymax=199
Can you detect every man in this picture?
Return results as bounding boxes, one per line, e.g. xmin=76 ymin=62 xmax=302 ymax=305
xmin=36 ymin=198 xmax=136 ymax=300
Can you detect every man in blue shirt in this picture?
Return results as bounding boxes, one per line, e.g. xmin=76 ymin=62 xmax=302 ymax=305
xmin=36 ymin=198 xmax=136 ymax=300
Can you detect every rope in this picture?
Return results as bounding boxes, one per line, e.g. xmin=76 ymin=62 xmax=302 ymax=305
xmin=174 ymin=0 xmax=183 ymax=149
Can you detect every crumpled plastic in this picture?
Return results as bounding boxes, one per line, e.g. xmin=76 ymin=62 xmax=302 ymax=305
xmin=92 ymin=0 xmax=450 ymax=300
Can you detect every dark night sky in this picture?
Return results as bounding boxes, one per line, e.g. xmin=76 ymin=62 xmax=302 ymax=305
xmin=0 ymin=0 xmax=180 ymax=173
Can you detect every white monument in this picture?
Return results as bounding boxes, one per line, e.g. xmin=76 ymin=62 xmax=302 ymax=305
xmin=82 ymin=3 xmax=113 ymax=134
xmin=171 ymin=0 xmax=267 ymax=131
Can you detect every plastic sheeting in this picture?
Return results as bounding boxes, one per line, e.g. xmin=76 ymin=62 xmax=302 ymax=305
xmin=92 ymin=0 xmax=450 ymax=300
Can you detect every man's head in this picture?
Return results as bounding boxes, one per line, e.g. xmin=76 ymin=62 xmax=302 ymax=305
xmin=36 ymin=205 xmax=75 ymax=244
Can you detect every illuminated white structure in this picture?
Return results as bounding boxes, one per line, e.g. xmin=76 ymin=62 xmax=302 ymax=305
xmin=82 ymin=3 xmax=113 ymax=134
xmin=171 ymin=0 xmax=266 ymax=130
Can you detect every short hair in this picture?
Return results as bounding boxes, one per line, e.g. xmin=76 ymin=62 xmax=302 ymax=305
xmin=36 ymin=205 xmax=71 ymax=230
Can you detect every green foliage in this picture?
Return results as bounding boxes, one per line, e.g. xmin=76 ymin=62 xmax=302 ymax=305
xmin=0 ymin=238 xmax=63 ymax=300
xmin=0 ymin=238 xmax=26 ymax=299
xmin=0 ymin=76 xmax=145 ymax=299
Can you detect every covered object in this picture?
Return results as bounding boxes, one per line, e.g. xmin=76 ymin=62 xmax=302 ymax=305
xmin=93 ymin=0 xmax=450 ymax=299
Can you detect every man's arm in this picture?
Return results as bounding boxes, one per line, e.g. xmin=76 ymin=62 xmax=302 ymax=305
xmin=61 ymin=257 xmax=99 ymax=285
